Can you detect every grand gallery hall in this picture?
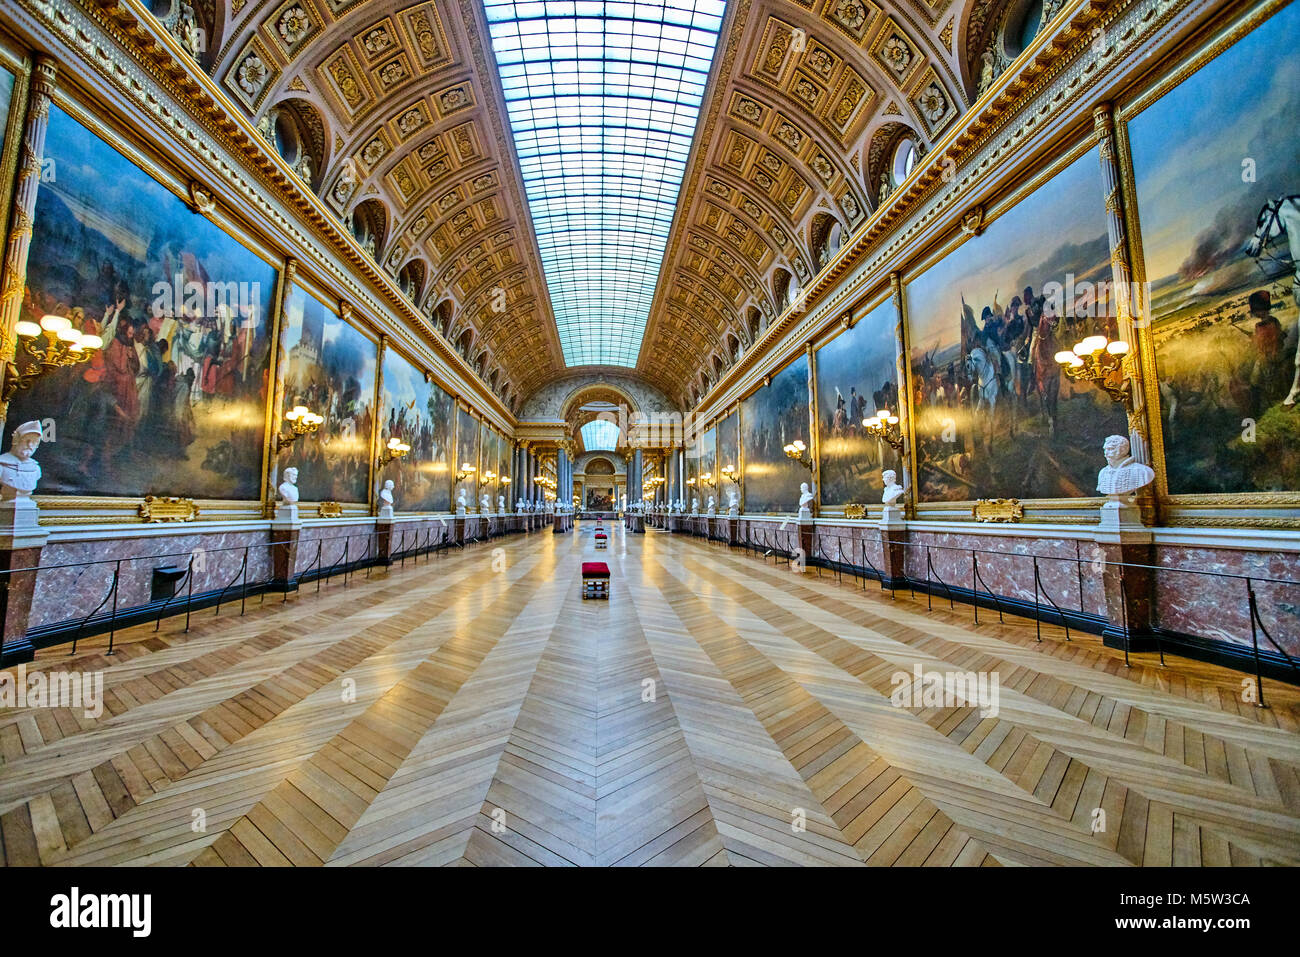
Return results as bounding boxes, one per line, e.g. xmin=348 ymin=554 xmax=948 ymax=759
xmin=0 ymin=0 xmax=1297 ymax=908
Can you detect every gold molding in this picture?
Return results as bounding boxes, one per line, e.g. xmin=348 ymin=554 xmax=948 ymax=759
xmin=317 ymin=501 xmax=344 ymax=518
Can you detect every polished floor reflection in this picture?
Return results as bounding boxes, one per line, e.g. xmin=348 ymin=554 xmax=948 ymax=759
xmin=2 ymin=524 xmax=1298 ymax=866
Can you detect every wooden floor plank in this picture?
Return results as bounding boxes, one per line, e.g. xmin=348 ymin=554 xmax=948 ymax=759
xmin=1 ymin=523 xmax=1296 ymax=866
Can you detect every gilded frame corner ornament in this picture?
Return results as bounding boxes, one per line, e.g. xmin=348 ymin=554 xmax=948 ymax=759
xmin=138 ymin=496 xmax=200 ymax=523
xmin=972 ymin=498 xmax=1024 ymax=523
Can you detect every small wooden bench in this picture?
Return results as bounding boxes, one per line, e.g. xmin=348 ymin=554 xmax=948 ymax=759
xmin=582 ymin=561 xmax=610 ymax=599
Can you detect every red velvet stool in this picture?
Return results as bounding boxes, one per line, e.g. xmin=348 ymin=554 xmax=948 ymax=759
xmin=582 ymin=561 xmax=610 ymax=599
xmin=594 ymin=529 xmax=608 ymax=549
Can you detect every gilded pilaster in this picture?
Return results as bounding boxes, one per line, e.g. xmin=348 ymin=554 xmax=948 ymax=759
xmin=890 ymin=271 xmax=915 ymax=518
xmin=1094 ymin=102 xmax=1157 ymax=523
xmin=805 ymin=341 xmax=820 ymax=517
xmin=0 ymin=56 xmax=58 ymax=432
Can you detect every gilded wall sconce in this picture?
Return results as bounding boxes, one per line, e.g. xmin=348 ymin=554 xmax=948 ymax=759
xmin=783 ymin=439 xmax=813 ymax=470
xmin=863 ymin=410 xmax=905 ymax=451
xmin=273 ymin=404 xmax=323 ymax=453
xmin=377 ymin=436 xmax=411 ymax=468
xmin=456 ymin=463 xmax=477 ymax=482
xmin=3 ymin=316 xmax=104 ymax=402
xmin=1055 ymin=336 xmax=1133 ymax=408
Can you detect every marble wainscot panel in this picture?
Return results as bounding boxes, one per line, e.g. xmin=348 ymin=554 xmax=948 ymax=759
xmin=293 ymin=520 xmax=379 ymax=576
xmin=32 ymin=527 xmax=272 ymax=630
xmin=811 ymin=523 xmax=885 ymax=571
xmin=901 ymin=527 xmax=1108 ymax=617
xmin=388 ymin=516 xmax=453 ymax=554
xmin=1153 ymin=545 xmax=1300 ymax=657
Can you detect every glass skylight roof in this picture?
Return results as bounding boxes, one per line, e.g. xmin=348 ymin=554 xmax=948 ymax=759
xmin=483 ymin=0 xmax=727 ymax=367
xmin=580 ymin=419 xmax=621 ymax=451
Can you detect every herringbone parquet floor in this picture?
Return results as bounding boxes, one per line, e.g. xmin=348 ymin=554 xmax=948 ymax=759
xmin=2 ymin=523 xmax=1298 ymax=866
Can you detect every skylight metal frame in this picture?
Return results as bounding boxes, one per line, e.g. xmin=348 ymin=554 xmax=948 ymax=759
xmin=580 ymin=418 xmax=622 ymax=452
xmin=484 ymin=0 xmax=726 ymax=368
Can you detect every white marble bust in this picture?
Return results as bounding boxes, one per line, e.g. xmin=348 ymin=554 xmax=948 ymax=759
xmin=0 ymin=421 xmax=43 ymax=501
xmin=727 ymin=489 xmax=739 ymax=516
xmin=517 ymin=498 xmax=525 ymax=512
xmin=881 ymin=470 xmax=904 ymax=506
xmin=691 ymin=495 xmax=699 ymax=515
xmin=798 ymin=482 xmax=815 ymax=519
xmin=706 ymin=495 xmax=716 ymax=516
xmin=498 ymin=495 xmax=505 ymax=513
xmin=456 ymin=487 xmax=468 ymax=515
xmin=1097 ymin=435 xmax=1154 ymax=503
xmin=377 ymin=479 xmax=395 ymax=519
xmin=480 ymin=493 xmax=491 ymax=514
xmin=278 ymin=467 xmax=299 ymax=504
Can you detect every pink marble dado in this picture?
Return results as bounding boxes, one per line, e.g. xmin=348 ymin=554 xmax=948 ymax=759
xmin=737 ymin=520 xmax=799 ymax=555
xmin=1154 ymin=545 xmax=1300 ymax=657
xmin=32 ymin=530 xmax=271 ymax=630
xmin=811 ymin=525 xmax=885 ymax=571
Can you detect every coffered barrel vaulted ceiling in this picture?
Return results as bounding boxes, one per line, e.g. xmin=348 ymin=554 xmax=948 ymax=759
xmin=208 ymin=0 xmax=569 ymax=403
xmin=634 ymin=0 xmax=973 ymax=406
xmin=204 ymin=0 xmax=976 ymax=408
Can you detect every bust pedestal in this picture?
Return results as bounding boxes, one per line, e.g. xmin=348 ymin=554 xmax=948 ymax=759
xmin=0 ymin=496 xmax=48 ymax=666
xmin=797 ymin=516 xmax=814 ymax=573
xmin=1094 ymin=500 xmax=1156 ymax=652
xmin=375 ymin=507 xmax=395 ymax=565
xmin=270 ymin=504 xmax=304 ymax=594
xmin=873 ymin=508 xmax=908 ymax=589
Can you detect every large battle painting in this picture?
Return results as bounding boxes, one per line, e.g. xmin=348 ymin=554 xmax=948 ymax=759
xmin=11 ymin=104 xmax=276 ymax=499
xmin=816 ymin=300 xmax=903 ymax=506
xmin=717 ymin=412 xmax=739 ymax=509
xmin=279 ymin=285 xmax=376 ymax=502
xmin=480 ymin=423 xmax=500 ymax=507
xmin=684 ymin=425 xmax=700 ymax=507
xmin=699 ymin=425 xmax=717 ymax=510
xmin=378 ymin=349 xmax=452 ymax=512
xmin=906 ymin=153 xmax=1127 ymax=501
xmin=456 ymin=406 xmax=479 ymax=507
xmin=1129 ymin=1 xmax=1300 ymax=494
xmin=741 ymin=354 xmax=810 ymax=513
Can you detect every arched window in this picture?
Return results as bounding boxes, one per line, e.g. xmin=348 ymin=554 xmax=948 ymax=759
xmin=1010 ymin=0 xmax=1046 ymax=54
xmin=891 ymin=138 xmax=920 ymax=187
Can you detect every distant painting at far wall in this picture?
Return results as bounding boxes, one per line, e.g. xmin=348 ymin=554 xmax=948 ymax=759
xmin=11 ymin=102 xmax=275 ymax=499
xmin=717 ymin=412 xmax=739 ymax=508
xmin=741 ymin=354 xmax=810 ymax=513
xmin=378 ymin=349 xmax=452 ymax=512
xmin=906 ymin=152 xmax=1127 ymax=502
xmin=279 ymin=285 xmax=375 ymax=503
xmin=456 ymin=407 xmax=479 ymax=506
xmin=1128 ymin=0 xmax=1300 ymax=494
xmin=816 ymin=299 xmax=902 ymax=506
